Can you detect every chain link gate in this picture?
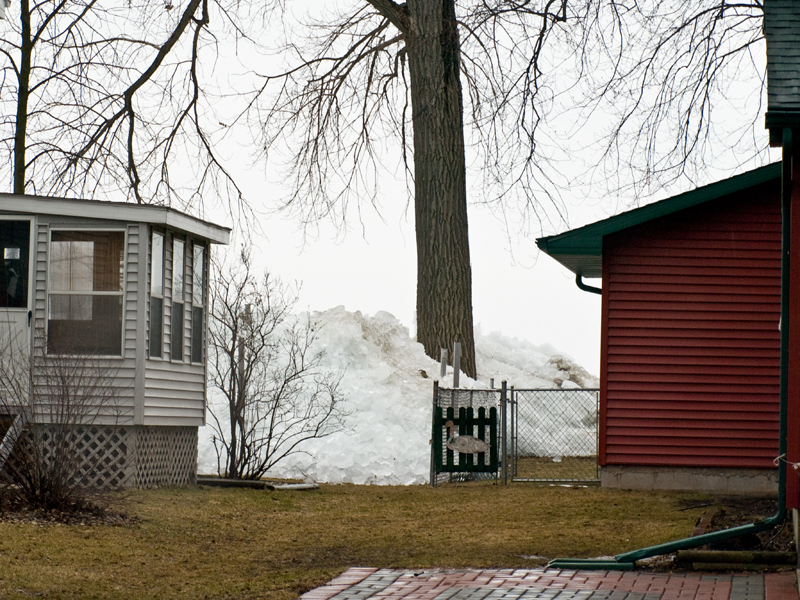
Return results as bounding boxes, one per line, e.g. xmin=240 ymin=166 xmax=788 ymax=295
xmin=430 ymin=384 xmax=599 ymax=485
xmin=509 ymin=388 xmax=600 ymax=484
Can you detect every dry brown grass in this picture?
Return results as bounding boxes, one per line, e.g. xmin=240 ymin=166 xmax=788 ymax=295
xmin=513 ymin=456 xmax=599 ymax=481
xmin=0 ymin=482 xmax=709 ymax=599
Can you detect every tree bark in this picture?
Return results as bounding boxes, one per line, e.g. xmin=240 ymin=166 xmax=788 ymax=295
xmin=13 ymin=0 xmax=32 ymax=195
xmin=405 ymin=0 xmax=476 ymax=379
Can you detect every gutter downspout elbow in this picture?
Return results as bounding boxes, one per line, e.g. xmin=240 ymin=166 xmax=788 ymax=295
xmin=576 ymin=274 xmax=602 ymax=295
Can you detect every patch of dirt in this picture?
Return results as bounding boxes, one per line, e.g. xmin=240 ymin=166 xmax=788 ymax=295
xmin=682 ymin=496 xmax=794 ymax=552
xmin=0 ymin=506 xmax=137 ymax=526
xmin=0 ymin=490 xmax=138 ymax=527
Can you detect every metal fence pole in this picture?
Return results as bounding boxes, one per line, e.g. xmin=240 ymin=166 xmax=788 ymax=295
xmin=595 ymin=390 xmax=600 ymax=480
xmin=510 ymin=386 xmax=516 ymax=481
xmin=501 ymin=380 xmax=508 ymax=485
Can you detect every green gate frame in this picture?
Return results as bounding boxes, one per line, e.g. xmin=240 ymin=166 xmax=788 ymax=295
xmin=432 ymin=406 xmax=499 ymax=474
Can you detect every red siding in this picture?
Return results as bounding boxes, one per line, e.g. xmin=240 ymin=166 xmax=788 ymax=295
xmin=601 ymin=182 xmax=782 ymax=468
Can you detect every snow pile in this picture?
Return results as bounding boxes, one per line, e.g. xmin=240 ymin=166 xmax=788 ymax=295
xmin=197 ymin=306 xmax=597 ymax=485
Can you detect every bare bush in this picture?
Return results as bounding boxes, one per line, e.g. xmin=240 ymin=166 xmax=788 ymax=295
xmin=0 ymin=329 xmax=121 ymax=511
xmin=208 ymin=247 xmax=347 ymax=480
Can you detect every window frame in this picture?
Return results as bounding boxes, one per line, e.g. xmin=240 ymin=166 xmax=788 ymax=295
xmin=170 ymin=236 xmax=186 ymax=362
xmin=190 ymin=241 xmax=206 ymax=364
xmin=0 ymin=216 xmax=34 ymax=312
xmin=149 ymin=229 xmax=165 ymax=359
xmin=46 ymin=227 xmax=127 ymax=357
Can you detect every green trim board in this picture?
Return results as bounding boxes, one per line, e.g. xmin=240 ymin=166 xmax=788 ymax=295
xmin=535 ymin=163 xmax=781 ymax=278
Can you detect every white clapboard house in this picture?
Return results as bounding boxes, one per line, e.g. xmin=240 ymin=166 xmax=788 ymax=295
xmin=0 ymin=195 xmax=229 ymax=488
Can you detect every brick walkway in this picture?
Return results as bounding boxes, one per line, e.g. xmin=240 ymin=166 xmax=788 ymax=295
xmin=301 ymin=569 xmax=799 ymax=600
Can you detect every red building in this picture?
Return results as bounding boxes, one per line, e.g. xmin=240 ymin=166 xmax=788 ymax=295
xmin=537 ymin=164 xmax=785 ymax=496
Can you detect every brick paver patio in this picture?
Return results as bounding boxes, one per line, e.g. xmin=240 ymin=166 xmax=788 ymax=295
xmin=301 ymin=569 xmax=798 ymax=600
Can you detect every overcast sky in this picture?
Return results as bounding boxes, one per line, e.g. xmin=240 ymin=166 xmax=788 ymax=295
xmin=204 ymin=8 xmax=779 ymax=379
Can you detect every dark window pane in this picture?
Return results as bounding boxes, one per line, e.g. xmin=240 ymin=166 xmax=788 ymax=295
xmin=191 ymin=305 xmax=203 ymax=363
xmin=150 ymin=296 xmax=163 ymax=358
xmin=171 ymin=302 xmax=183 ymax=361
xmin=47 ymin=295 xmax=122 ymax=355
xmin=0 ymin=220 xmax=29 ymax=308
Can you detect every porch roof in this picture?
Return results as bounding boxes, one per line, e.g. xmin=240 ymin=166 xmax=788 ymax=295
xmin=0 ymin=194 xmax=230 ymax=244
xmin=535 ymin=163 xmax=781 ymax=278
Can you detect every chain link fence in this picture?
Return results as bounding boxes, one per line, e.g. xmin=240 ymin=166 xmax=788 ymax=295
xmin=430 ymin=384 xmax=599 ymax=485
xmin=510 ymin=388 xmax=599 ymax=483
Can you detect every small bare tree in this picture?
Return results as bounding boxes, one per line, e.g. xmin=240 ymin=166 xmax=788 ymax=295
xmin=208 ymin=247 xmax=347 ymax=480
xmin=0 ymin=328 xmax=121 ymax=511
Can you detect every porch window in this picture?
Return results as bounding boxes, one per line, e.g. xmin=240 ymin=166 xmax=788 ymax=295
xmin=48 ymin=231 xmax=124 ymax=355
xmin=191 ymin=243 xmax=205 ymax=364
xmin=171 ymin=238 xmax=185 ymax=361
xmin=149 ymin=231 xmax=164 ymax=358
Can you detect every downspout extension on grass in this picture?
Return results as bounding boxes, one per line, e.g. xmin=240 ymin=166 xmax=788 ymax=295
xmin=549 ymin=132 xmax=793 ymax=571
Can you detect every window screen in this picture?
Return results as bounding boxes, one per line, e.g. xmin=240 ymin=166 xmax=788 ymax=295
xmin=171 ymin=238 xmax=185 ymax=361
xmin=47 ymin=231 xmax=124 ymax=355
xmin=150 ymin=231 xmax=164 ymax=358
xmin=191 ymin=244 xmax=205 ymax=363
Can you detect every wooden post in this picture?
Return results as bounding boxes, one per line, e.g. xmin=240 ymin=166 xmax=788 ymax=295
xmin=440 ymin=348 xmax=447 ymax=378
xmin=453 ymin=341 xmax=461 ymax=388
xmin=431 ymin=381 xmax=439 ymax=487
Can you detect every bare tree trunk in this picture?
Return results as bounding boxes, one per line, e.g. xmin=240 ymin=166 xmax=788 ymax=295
xmin=406 ymin=0 xmax=476 ymax=379
xmin=13 ymin=0 xmax=32 ymax=195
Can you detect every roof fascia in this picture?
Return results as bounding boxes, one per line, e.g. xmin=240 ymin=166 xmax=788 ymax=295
xmin=536 ymin=163 xmax=781 ymax=274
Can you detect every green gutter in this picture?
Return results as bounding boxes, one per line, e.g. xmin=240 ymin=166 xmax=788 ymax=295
xmin=548 ymin=148 xmax=790 ymax=572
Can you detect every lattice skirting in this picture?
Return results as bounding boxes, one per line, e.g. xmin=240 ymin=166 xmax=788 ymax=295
xmin=33 ymin=424 xmax=197 ymax=489
xmin=134 ymin=426 xmax=197 ymax=489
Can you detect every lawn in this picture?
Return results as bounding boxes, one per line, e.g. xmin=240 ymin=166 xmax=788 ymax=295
xmin=0 ymin=482 xmax=709 ymax=600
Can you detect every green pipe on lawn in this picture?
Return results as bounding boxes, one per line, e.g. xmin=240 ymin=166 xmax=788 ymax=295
xmin=549 ymin=129 xmax=792 ymax=571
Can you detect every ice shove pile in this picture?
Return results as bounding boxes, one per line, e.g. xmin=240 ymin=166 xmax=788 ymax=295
xmin=197 ymin=306 xmax=597 ymax=485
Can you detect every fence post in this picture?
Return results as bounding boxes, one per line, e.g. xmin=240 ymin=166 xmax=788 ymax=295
xmin=430 ymin=381 xmax=439 ymax=487
xmin=452 ymin=342 xmax=461 ymax=388
xmin=501 ymin=380 xmax=508 ymax=485
xmin=510 ymin=386 xmax=516 ymax=481
xmin=440 ymin=349 xmax=447 ymax=378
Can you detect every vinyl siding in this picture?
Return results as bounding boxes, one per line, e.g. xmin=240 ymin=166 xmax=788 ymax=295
xmin=143 ymin=360 xmax=205 ymax=425
xmin=143 ymin=233 xmax=206 ymax=426
xmin=601 ymin=182 xmax=781 ymax=469
xmin=30 ymin=217 xmax=136 ymax=425
xmin=1 ymin=209 xmax=214 ymax=428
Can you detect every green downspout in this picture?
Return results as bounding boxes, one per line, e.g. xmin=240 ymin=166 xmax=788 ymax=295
xmin=548 ymin=130 xmax=792 ymax=571
xmin=575 ymin=274 xmax=602 ymax=295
